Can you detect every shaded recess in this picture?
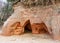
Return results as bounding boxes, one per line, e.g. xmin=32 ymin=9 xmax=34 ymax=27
xmin=38 ymin=23 xmax=49 ymax=34
xmin=24 ymin=20 xmax=32 ymax=33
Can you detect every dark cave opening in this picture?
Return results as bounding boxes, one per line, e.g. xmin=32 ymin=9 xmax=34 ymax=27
xmin=24 ymin=21 xmax=32 ymax=33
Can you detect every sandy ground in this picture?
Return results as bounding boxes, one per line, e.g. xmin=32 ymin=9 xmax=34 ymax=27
xmin=0 ymin=31 xmax=60 ymax=43
xmin=0 ymin=23 xmax=60 ymax=43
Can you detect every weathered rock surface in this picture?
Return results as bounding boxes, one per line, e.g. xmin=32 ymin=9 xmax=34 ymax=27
xmin=1 ymin=5 xmax=60 ymax=40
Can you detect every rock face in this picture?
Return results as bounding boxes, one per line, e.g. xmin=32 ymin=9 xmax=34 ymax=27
xmin=31 ymin=23 xmax=48 ymax=34
xmin=1 ymin=5 xmax=60 ymax=40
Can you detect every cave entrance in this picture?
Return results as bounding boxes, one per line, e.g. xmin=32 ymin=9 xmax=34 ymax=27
xmin=24 ymin=20 xmax=32 ymax=33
